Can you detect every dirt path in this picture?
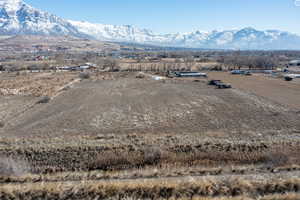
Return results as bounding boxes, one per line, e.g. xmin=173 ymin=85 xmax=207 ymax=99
xmin=208 ymin=72 xmax=300 ymax=109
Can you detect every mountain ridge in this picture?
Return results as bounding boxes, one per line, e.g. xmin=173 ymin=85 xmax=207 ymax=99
xmin=0 ymin=0 xmax=86 ymax=37
xmin=70 ymin=20 xmax=300 ymax=50
xmin=1 ymin=0 xmax=300 ymax=50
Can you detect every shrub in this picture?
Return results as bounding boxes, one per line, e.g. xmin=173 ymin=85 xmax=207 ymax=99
xmin=89 ymin=152 xmax=132 ymax=170
xmin=136 ymin=73 xmax=145 ymax=79
xmin=37 ymin=96 xmax=51 ymax=104
xmin=79 ymin=72 xmax=91 ymax=79
xmin=143 ymin=147 xmax=162 ymax=165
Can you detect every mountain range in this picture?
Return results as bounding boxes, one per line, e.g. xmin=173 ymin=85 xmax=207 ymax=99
xmin=1 ymin=0 xmax=300 ymax=50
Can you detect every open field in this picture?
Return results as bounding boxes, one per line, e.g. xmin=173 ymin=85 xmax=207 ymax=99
xmin=208 ymin=71 xmax=300 ymax=109
xmin=0 ymin=71 xmax=300 ymax=199
xmin=0 ymin=72 xmax=78 ymax=97
xmin=1 ymin=72 xmax=299 ymax=137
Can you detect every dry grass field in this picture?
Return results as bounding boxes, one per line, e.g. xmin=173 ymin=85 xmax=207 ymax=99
xmin=0 ymin=71 xmax=300 ymax=199
xmin=0 ymin=72 xmax=78 ymax=96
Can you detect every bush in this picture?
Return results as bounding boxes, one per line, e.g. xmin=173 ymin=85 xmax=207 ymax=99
xmin=79 ymin=72 xmax=91 ymax=79
xmin=111 ymin=68 xmax=120 ymax=72
xmin=37 ymin=96 xmax=51 ymax=104
xmin=143 ymin=147 xmax=162 ymax=165
xmin=136 ymin=73 xmax=145 ymax=79
xmin=0 ymin=121 xmax=4 ymax=128
xmin=89 ymin=152 xmax=132 ymax=171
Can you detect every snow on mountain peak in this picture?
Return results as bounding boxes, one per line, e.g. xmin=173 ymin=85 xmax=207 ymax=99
xmin=68 ymin=20 xmax=157 ymax=42
xmin=1 ymin=0 xmax=300 ymax=49
xmin=0 ymin=0 xmax=85 ymax=37
xmin=0 ymin=0 xmax=23 ymax=6
xmin=0 ymin=0 xmax=23 ymax=10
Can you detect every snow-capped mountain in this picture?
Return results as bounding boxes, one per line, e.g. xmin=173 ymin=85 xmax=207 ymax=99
xmin=0 ymin=0 xmax=84 ymax=37
xmin=1 ymin=0 xmax=300 ymax=50
xmin=69 ymin=21 xmax=300 ymax=50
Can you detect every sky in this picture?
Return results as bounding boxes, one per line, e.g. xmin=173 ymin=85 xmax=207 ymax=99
xmin=25 ymin=0 xmax=300 ymax=35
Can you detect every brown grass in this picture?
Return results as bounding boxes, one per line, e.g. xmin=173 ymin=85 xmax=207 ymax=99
xmin=1 ymin=177 xmax=300 ymax=200
xmin=0 ymin=133 xmax=300 ymax=199
xmin=261 ymin=193 xmax=300 ymax=200
xmin=0 ymin=136 xmax=299 ymax=174
xmin=0 ymin=72 xmax=76 ymax=97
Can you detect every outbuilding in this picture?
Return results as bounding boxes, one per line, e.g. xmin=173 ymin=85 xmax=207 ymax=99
xmin=172 ymin=71 xmax=207 ymax=78
xmin=289 ymin=60 xmax=300 ymax=67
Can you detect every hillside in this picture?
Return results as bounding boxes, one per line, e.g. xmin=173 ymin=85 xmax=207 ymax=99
xmin=0 ymin=35 xmax=120 ymax=52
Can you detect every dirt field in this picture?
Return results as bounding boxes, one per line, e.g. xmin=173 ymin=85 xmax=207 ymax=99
xmin=0 ymin=72 xmax=78 ymax=97
xmin=208 ymin=71 xmax=300 ymax=109
xmin=1 ymin=72 xmax=299 ymax=138
xmin=1 ymin=71 xmax=300 ymax=199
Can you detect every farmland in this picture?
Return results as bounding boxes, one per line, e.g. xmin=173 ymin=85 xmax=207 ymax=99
xmin=0 ymin=66 xmax=300 ymax=199
xmin=1 ymin=46 xmax=300 ymax=200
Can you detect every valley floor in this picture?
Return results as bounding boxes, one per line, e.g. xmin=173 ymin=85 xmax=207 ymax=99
xmin=0 ymin=71 xmax=300 ymax=199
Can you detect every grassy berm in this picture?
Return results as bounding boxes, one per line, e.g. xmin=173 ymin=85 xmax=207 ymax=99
xmin=1 ymin=135 xmax=300 ymax=200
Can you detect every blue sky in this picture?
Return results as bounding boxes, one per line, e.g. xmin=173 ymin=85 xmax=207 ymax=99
xmin=26 ymin=0 xmax=300 ymax=34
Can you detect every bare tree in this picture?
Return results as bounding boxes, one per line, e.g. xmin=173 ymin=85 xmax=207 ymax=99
xmin=94 ymin=58 xmax=120 ymax=72
xmin=222 ymin=53 xmax=278 ymax=70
